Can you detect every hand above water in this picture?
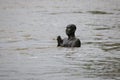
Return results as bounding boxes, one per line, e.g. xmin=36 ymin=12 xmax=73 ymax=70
xmin=57 ymin=36 xmax=63 ymax=46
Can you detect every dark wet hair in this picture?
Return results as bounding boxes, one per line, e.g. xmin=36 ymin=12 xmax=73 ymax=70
xmin=66 ymin=24 xmax=76 ymax=31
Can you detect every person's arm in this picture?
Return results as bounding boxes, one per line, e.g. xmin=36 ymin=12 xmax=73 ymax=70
xmin=57 ymin=36 xmax=63 ymax=47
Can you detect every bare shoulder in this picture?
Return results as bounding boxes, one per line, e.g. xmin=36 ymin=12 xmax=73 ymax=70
xmin=73 ymin=38 xmax=81 ymax=47
xmin=74 ymin=38 xmax=80 ymax=42
xmin=75 ymin=38 xmax=80 ymax=41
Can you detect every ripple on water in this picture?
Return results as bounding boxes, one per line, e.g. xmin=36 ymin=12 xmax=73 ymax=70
xmin=87 ymin=11 xmax=113 ymax=15
xmin=6 ymin=40 xmax=20 ymax=43
xmin=113 ymin=9 xmax=120 ymax=11
xmin=101 ymin=42 xmax=120 ymax=51
xmin=0 ymin=30 xmax=5 ymax=32
xmin=0 ymin=0 xmax=120 ymax=80
xmin=0 ymin=39 xmax=20 ymax=45
xmin=15 ymin=48 xmax=29 ymax=51
xmin=48 ymin=11 xmax=83 ymax=15
xmin=94 ymin=27 xmax=111 ymax=30
xmin=22 ymin=34 xmax=34 ymax=40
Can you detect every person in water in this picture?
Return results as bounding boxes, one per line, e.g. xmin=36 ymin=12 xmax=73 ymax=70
xmin=57 ymin=24 xmax=81 ymax=47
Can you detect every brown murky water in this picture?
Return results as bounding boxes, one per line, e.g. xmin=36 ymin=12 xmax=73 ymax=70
xmin=0 ymin=0 xmax=120 ymax=80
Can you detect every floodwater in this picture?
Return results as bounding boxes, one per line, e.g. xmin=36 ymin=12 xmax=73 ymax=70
xmin=0 ymin=0 xmax=120 ymax=80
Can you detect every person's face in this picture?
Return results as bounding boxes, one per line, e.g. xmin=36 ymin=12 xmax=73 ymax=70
xmin=66 ymin=27 xmax=74 ymax=36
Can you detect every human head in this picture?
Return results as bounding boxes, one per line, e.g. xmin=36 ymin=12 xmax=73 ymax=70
xmin=66 ymin=24 xmax=76 ymax=36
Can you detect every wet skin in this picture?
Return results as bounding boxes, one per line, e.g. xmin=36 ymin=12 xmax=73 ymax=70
xmin=57 ymin=24 xmax=81 ymax=47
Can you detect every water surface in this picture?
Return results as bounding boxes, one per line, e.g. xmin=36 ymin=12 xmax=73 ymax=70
xmin=0 ymin=0 xmax=120 ymax=80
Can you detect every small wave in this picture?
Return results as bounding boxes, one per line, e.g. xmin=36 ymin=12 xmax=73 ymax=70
xmin=113 ymin=9 xmax=120 ymax=11
xmin=87 ymin=11 xmax=113 ymax=14
xmin=83 ymin=41 xmax=102 ymax=45
xmin=101 ymin=43 xmax=120 ymax=51
xmin=0 ymin=30 xmax=5 ymax=32
xmin=94 ymin=27 xmax=111 ymax=30
xmin=15 ymin=48 xmax=29 ymax=51
xmin=49 ymin=11 xmax=82 ymax=15
xmin=7 ymin=40 xmax=19 ymax=43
